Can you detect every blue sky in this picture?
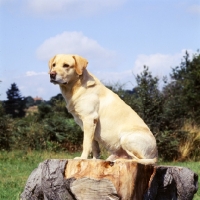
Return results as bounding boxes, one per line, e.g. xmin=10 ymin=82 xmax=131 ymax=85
xmin=0 ymin=0 xmax=200 ymax=100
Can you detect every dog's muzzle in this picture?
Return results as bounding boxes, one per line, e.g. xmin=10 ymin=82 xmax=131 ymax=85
xmin=50 ymin=71 xmax=58 ymax=83
xmin=49 ymin=71 xmax=67 ymax=84
xmin=50 ymin=71 xmax=56 ymax=80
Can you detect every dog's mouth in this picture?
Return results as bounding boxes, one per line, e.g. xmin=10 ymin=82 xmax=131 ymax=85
xmin=50 ymin=79 xmax=68 ymax=85
xmin=50 ymin=79 xmax=58 ymax=84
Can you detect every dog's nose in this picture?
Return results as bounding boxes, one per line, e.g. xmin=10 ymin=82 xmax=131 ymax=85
xmin=50 ymin=71 xmax=56 ymax=80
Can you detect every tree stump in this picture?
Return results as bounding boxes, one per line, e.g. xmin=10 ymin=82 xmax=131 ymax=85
xmin=20 ymin=159 xmax=198 ymax=200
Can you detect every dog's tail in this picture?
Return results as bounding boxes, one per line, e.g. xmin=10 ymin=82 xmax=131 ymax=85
xmin=113 ymin=155 xmax=157 ymax=165
xmin=123 ymin=149 xmax=158 ymax=165
xmin=133 ymin=157 xmax=157 ymax=165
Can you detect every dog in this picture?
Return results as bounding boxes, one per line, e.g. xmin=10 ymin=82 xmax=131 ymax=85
xmin=48 ymin=54 xmax=158 ymax=164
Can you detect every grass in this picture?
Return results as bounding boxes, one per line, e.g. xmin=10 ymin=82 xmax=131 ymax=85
xmin=0 ymin=150 xmax=199 ymax=200
xmin=0 ymin=150 xmax=81 ymax=200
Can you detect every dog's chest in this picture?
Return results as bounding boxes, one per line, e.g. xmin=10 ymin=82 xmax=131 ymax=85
xmin=70 ymin=110 xmax=83 ymax=130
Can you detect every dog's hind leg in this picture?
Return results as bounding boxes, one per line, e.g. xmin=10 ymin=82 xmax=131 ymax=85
xmin=92 ymin=140 xmax=101 ymax=159
xmin=120 ymin=132 xmax=158 ymax=165
xmin=106 ymin=148 xmax=131 ymax=161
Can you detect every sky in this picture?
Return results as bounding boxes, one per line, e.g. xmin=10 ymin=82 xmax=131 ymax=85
xmin=0 ymin=0 xmax=200 ymax=100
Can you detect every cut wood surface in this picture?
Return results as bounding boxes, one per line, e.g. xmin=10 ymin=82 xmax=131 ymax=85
xmin=65 ymin=159 xmax=154 ymax=199
xmin=20 ymin=159 xmax=198 ymax=200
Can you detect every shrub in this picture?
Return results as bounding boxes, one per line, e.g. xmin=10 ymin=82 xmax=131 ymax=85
xmin=43 ymin=117 xmax=83 ymax=151
xmin=50 ymin=96 xmax=73 ymax=118
xmin=0 ymin=103 xmax=13 ymax=150
xmin=178 ymin=122 xmax=200 ymax=161
xmin=37 ymin=103 xmax=52 ymax=120
xmin=10 ymin=113 xmax=83 ymax=152
xmin=11 ymin=116 xmax=47 ymax=150
xmin=156 ymin=130 xmax=187 ymax=161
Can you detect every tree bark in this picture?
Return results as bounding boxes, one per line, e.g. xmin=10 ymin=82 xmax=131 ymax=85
xmin=20 ymin=159 xmax=198 ymax=200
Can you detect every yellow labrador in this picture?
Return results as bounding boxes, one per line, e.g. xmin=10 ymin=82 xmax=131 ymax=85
xmin=48 ymin=54 xmax=158 ymax=164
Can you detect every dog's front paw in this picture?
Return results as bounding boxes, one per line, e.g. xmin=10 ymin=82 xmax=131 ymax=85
xmin=74 ymin=157 xmax=82 ymax=159
xmin=106 ymin=155 xmax=118 ymax=162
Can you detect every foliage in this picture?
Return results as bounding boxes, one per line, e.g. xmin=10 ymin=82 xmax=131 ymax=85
xmin=4 ymin=83 xmax=26 ymax=118
xmin=50 ymin=93 xmax=64 ymax=104
xmin=50 ymin=93 xmax=73 ymax=118
xmin=165 ymin=51 xmax=200 ymax=123
xmin=37 ymin=103 xmax=52 ymax=120
xmin=156 ymin=130 xmax=187 ymax=161
xmin=133 ymin=66 xmax=164 ymax=133
xmin=0 ymin=91 xmax=83 ymax=152
xmin=9 ymin=113 xmax=83 ymax=152
xmin=11 ymin=116 xmax=48 ymax=150
xmin=0 ymin=102 xmax=13 ymax=150
xmin=25 ymin=96 xmax=35 ymax=107
xmin=178 ymin=122 xmax=200 ymax=161
xmin=43 ymin=116 xmax=83 ymax=151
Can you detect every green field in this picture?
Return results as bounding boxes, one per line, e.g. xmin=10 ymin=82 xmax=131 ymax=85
xmin=0 ymin=150 xmax=199 ymax=200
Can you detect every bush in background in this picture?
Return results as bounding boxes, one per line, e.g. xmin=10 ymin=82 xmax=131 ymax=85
xmin=0 ymin=102 xmax=13 ymax=150
xmin=9 ymin=111 xmax=83 ymax=152
xmin=178 ymin=122 xmax=200 ymax=161
xmin=11 ymin=116 xmax=47 ymax=150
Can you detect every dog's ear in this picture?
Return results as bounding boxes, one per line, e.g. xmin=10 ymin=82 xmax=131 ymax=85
xmin=48 ymin=56 xmax=56 ymax=73
xmin=72 ymin=55 xmax=88 ymax=75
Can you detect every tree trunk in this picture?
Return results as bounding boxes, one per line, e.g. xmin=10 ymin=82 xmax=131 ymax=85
xmin=20 ymin=159 xmax=198 ymax=200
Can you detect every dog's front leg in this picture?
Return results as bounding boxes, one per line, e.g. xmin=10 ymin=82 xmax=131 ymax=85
xmin=75 ymin=115 xmax=98 ymax=159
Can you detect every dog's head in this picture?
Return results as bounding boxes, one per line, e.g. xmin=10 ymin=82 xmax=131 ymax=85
xmin=48 ymin=54 xmax=88 ymax=85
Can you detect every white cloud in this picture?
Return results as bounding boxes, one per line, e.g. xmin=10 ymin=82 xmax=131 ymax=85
xmin=133 ymin=49 xmax=194 ymax=78
xmin=26 ymin=71 xmax=47 ymax=76
xmin=95 ymin=70 xmax=133 ymax=87
xmin=23 ymin=0 xmax=126 ymax=17
xmin=188 ymin=4 xmax=200 ymax=15
xmin=95 ymin=49 xmax=195 ymax=90
xmin=36 ymin=31 xmax=117 ymax=69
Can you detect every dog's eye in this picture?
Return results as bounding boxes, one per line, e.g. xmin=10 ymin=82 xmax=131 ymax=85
xmin=63 ymin=64 xmax=69 ymax=68
xmin=52 ymin=63 xmax=56 ymax=67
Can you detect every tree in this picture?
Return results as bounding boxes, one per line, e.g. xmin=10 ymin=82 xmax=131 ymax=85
xmin=25 ymin=96 xmax=35 ymax=107
xmin=164 ymin=51 xmax=200 ymax=123
xmin=134 ymin=66 xmax=163 ymax=133
xmin=4 ymin=83 xmax=26 ymax=118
